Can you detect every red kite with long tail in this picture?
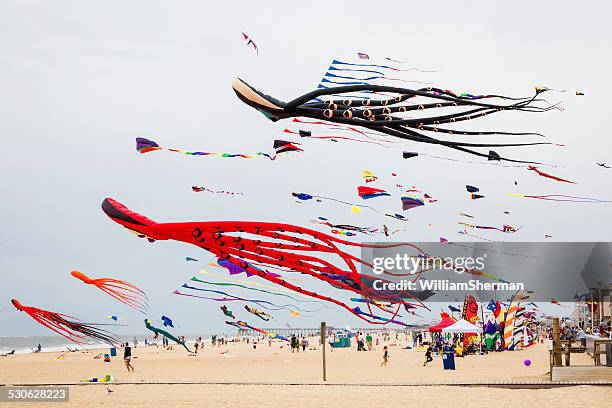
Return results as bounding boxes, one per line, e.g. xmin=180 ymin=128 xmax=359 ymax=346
xmin=11 ymin=299 xmax=118 ymax=346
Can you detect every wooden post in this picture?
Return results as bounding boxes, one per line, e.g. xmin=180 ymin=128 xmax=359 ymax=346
xmin=321 ymin=322 xmax=327 ymax=382
xmin=564 ymin=342 xmax=570 ymax=366
xmin=552 ymin=317 xmax=562 ymax=367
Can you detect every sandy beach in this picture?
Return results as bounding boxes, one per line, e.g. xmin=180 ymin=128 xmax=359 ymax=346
xmin=1 ymin=338 xmax=610 ymax=407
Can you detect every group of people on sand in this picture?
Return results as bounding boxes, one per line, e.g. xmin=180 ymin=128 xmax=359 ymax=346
xmin=212 ymin=335 xmax=228 ymax=346
xmin=290 ymin=334 xmax=309 ymax=352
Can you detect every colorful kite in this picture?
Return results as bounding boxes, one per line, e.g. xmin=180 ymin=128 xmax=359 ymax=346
xmin=244 ymin=305 xmax=273 ymax=321
xmin=102 ymin=198 xmax=428 ymax=324
xmin=357 ymin=52 xmax=369 ymax=60
xmin=70 ymin=271 xmax=149 ymax=314
xmin=292 ymin=192 xmax=385 ymax=216
xmin=192 ymin=186 xmax=244 ymax=195
xmin=144 ymin=319 xmax=191 ymax=352
xmin=241 ymin=32 xmax=258 ymax=54
xmin=362 ymin=170 xmax=378 ymax=183
xmin=448 ymin=305 xmax=461 ymax=313
xmin=310 ymin=217 xmax=379 ymax=236
xmin=357 ymin=186 xmax=391 ymax=199
xmin=136 ymin=138 xmax=301 ymax=160
xmin=161 ymin=315 xmax=174 ymax=327
xmin=458 ymin=222 xmax=522 ymax=233
xmin=232 ymin=78 xmax=557 ymax=163
xmin=401 ymin=196 xmax=425 ymax=211
xmin=220 ymin=305 xmax=235 ymax=319
xmin=11 ymin=299 xmax=118 ymax=346
xmin=225 ymin=320 xmax=289 ymax=341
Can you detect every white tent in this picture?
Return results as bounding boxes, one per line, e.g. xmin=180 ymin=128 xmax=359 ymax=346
xmin=441 ymin=319 xmax=482 ymax=333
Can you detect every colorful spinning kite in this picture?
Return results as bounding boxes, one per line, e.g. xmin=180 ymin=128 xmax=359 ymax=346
xmin=70 ymin=271 xmax=149 ymax=314
xmin=232 ymin=78 xmax=557 ymax=163
xmin=136 ymin=138 xmax=301 ymax=160
xmin=11 ymin=299 xmax=118 ymax=346
xmin=102 ymin=198 xmax=427 ymax=324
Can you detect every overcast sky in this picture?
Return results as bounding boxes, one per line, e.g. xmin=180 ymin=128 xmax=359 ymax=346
xmin=1 ymin=1 xmax=611 ymax=336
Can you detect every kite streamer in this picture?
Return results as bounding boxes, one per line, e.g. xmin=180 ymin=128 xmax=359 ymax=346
xmin=331 ymin=59 xmax=438 ymax=73
xmin=192 ymin=186 xmax=244 ymax=195
xmin=232 ymin=77 xmax=558 ymax=164
xmin=508 ymin=194 xmax=612 ymax=203
xmin=225 ymin=320 xmax=289 ymax=341
xmin=102 ymin=198 xmax=428 ymax=324
xmin=292 ymin=192 xmax=386 ymax=216
xmin=527 ymin=166 xmax=575 ymax=184
xmin=283 ymin=128 xmax=391 ymax=147
xmin=457 ymin=229 xmax=495 ymax=241
xmin=175 ymin=284 xmax=320 ymax=313
xmin=310 ymin=217 xmax=379 ymax=236
xmin=71 ymin=271 xmax=149 ymax=314
xmin=11 ymin=299 xmax=118 ymax=346
xmin=190 ymin=276 xmax=320 ymax=304
xmin=136 ymin=138 xmax=301 ymax=160
xmin=458 ymin=222 xmax=522 ymax=233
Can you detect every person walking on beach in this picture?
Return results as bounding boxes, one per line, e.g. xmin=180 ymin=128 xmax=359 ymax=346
xmin=123 ymin=342 xmax=134 ymax=372
xmin=366 ymin=333 xmax=373 ymax=351
xmin=301 ymin=337 xmax=308 ymax=352
xmin=290 ymin=335 xmax=297 ymax=353
xmin=36 ymin=344 xmax=41 ymax=353
xmin=423 ymin=345 xmax=433 ymax=366
xmin=381 ymin=346 xmax=389 ymax=366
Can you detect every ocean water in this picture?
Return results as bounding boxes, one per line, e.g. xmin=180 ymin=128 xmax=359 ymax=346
xmin=0 ymin=333 xmax=217 ymax=355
